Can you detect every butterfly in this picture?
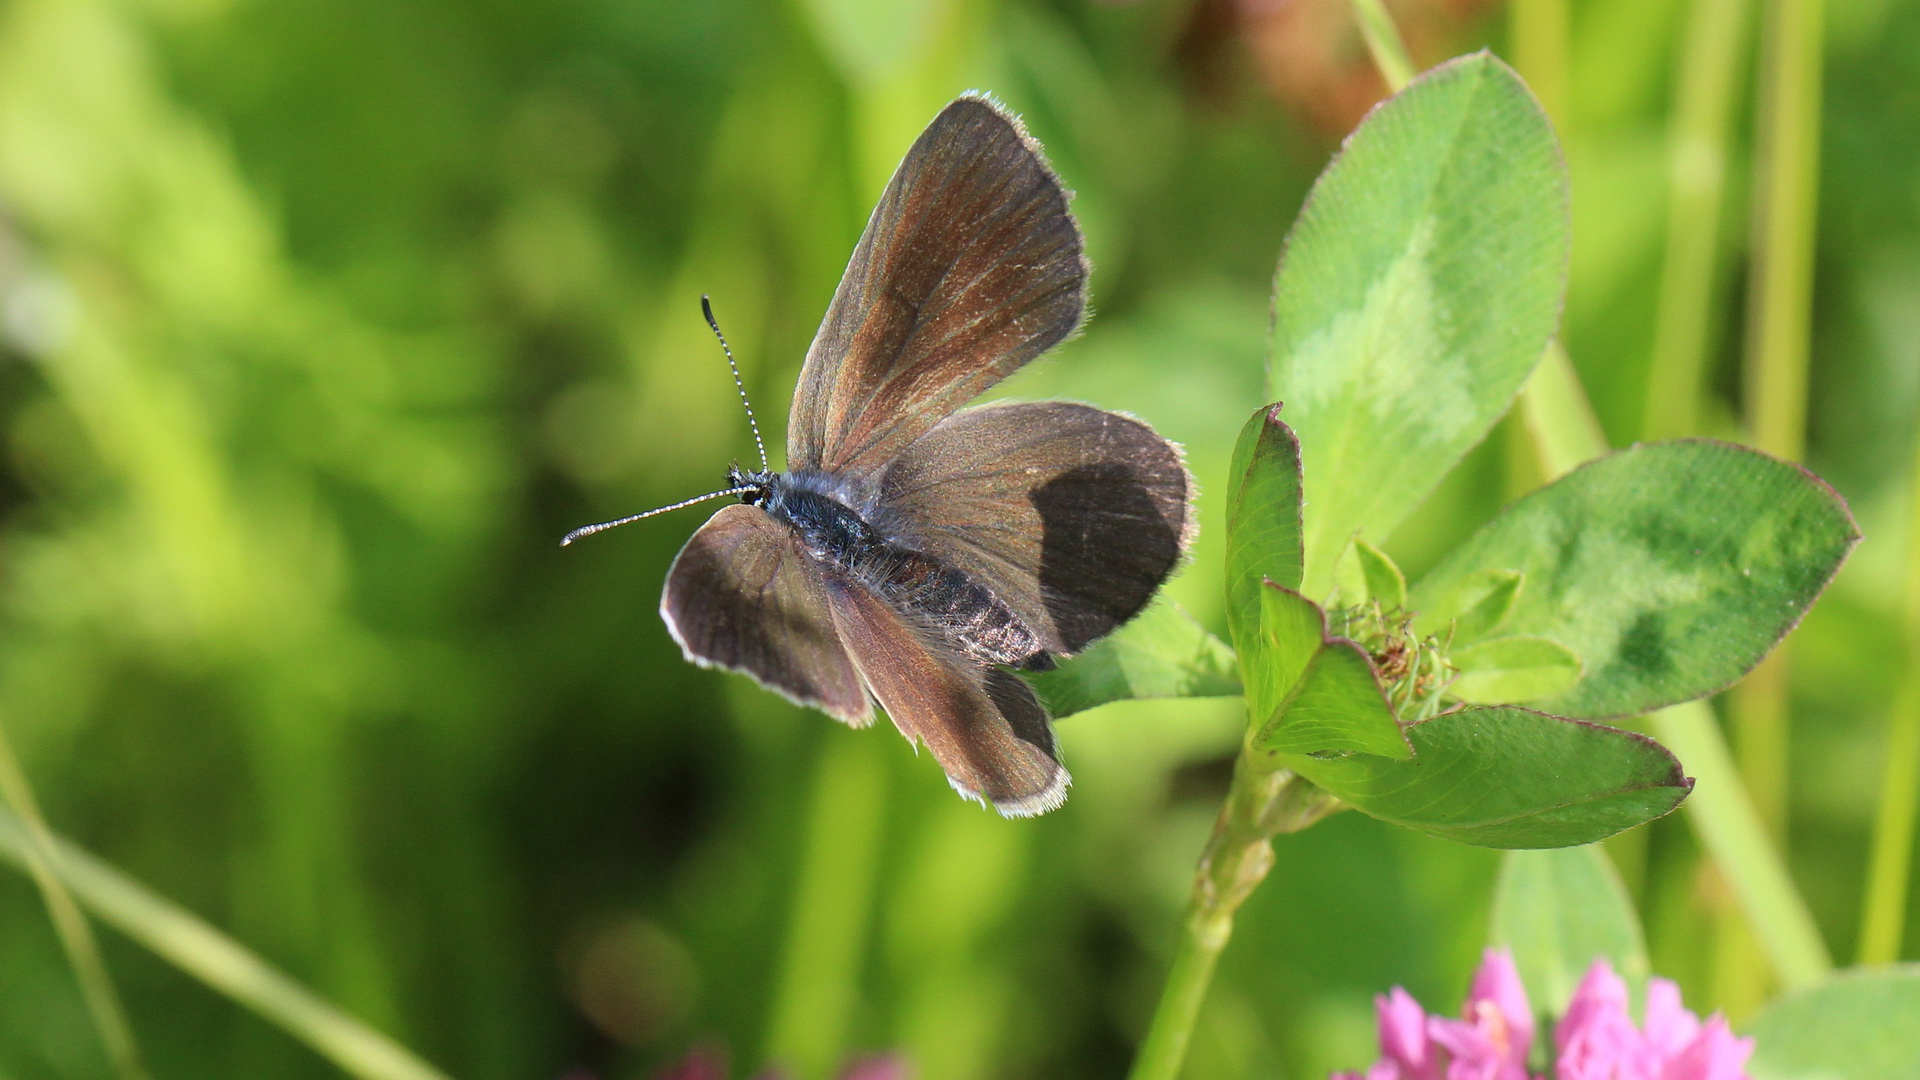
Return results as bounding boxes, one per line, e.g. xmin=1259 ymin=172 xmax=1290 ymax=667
xmin=566 ymin=95 xmax=1192 ymax=816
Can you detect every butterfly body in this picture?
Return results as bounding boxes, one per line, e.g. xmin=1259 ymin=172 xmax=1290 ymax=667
xmin=729 ymin=464 xmax=1055 ymax=671
xmin=643 ymin=95 xmax=1193 ymax=817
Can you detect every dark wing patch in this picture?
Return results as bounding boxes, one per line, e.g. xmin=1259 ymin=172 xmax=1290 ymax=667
xmin=661 ymin=504 xmax=871 ymax=725
xmin=786 ymin=95 xmax=1086 ymax=478
xmin=827 ymin=581 xmax=1068 ymax=817
xmin=876 ymin=401 xmax=1192 ymax=656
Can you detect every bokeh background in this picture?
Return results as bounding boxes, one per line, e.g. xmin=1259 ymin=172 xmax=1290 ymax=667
xmin=0 ymin=0 xmax=1916 ymax=1076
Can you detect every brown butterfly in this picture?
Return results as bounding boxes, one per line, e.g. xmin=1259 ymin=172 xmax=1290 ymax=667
xmin=567 ymin=95 xmax=1192 ymax=816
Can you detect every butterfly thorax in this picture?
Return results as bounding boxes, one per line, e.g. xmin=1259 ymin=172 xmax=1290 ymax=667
xmin=735 ymin=467 xmax=1054 ymax=672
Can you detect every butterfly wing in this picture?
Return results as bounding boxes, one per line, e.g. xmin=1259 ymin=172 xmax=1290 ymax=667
xmin=787 ymin=95 xmax=1086 ymax=477
xmin=827 ymin=581 xmax=1068 ymax=817
xmin=661 ymin=503 xmax=871 ymax=725
xmin=875 ymin=401 xmax=1192 ymax=657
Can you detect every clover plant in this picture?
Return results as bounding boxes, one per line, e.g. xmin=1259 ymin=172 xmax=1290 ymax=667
xmin=1030 ymin=52 xmax=1874 ymax=1080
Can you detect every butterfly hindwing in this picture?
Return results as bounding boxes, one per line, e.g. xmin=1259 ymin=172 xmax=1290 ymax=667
xmin=787 ymin=95 xmax=1086 ymax=477
xmin=661 ymin=504 xmax=871 ymax=726
xmin=826 ymin=580 xmax=1068 ymax=817
xmin=876 ymin=401 xmax=1192 ymax=657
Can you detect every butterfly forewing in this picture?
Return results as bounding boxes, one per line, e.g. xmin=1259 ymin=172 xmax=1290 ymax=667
xmin=661 ymin=504 xmax=871 ymax=725
xmin=876 ymin=401 xmax=1192 ymax=656
xmin=787 ymin=95 xmax=1086 ymax=476
xmin=827 ymin=582 xmax=1067 ymax=817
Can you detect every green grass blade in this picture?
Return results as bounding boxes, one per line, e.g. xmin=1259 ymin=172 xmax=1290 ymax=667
xmin=1643 ymin=0 xmax=1755 ymax=439
xmin=1349 ymin=0 xmax=1415 ymax=92
xmin=0 ymin=722 xmax=147 ymax=1080
xmin=1648 ymin=701 xmax=1831 ymax=986
xmin=763 ymin=733 xmax=888 ymax=1080
xmin=0 ymin=806 xmax=452 ymax=1080
xmin=1857 ymin=428 xmax=1920 ymax=964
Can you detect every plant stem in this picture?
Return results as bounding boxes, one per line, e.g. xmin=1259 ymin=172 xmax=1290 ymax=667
xmin=1504 ymin=0 xmax=1585 ymax=500
xmin=1858 ymin=679 xmax=1920 ymax=963
xmin=1856 ymin=427 xmax=1920 ymax=964
xmin=1519 ymin=343 xmax=1610 ymax=479
xmin=1127 ymin=763 xmax=1337 ymax=1080
xmin=1506 ymin=258 xmax=1832 ymax=994
xmin=764 ymin=732 xmax=888 ymax=1080
xmin=1742 ymin=0 xmax=1823 ymax=466
xmin=1733 ymin=0 xmax=1823 ymax=840
xmin=0 ymin=806 xmax=451 ymax=1080
xmin=1643 ymin=0 xmax=1755 ymax=439
xmin=1349 ymin=0 xmax=1415 ymax=93
xmin=1508 ymin=0 xmax=1570 ymax=123
xmin=1650 ymin=702 xmax=1832 ymax=986
xmin=0 ymin=718 xmax=147 ymax=1080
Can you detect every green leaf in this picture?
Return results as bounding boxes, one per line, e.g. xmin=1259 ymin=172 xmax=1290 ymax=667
xmin=1030 ymin=600 xmax=1240 ymax=718
xmin=1226 ymin=403 xmax=1305 ymax=653
xmin=1276 ymin=706 xmax=1691 ymax=848
xmin=1748 ymin=967 xmax=1920 ymax=1080
xmin=1246 ymin=584 xmax=1410 ymax=759
xmin=1270 ymin=52 xmax=1569 ymax=596
xmin=1489 ymin=846 xmax=1648 ymax=1024
xmin=1414 ymin=568 xmax=1522 ymax=644
xmin=1409 ymin=440 xmax=1860 ymax=719
xmin=1332 ymin=537 xmax=1408 ymax=610
xmin=1451 ymin=636 xmax=1582 ymax=704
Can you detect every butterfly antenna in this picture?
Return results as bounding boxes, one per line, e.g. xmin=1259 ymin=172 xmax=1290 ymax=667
xmin=560 ymin=486 xmax=757 ymax=546
xmin=702 ymin=294 xmax=769 ymax=472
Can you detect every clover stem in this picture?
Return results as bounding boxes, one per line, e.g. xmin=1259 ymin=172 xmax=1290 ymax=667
xmin=1127 ymin=762 xmax=1338 ymax=1080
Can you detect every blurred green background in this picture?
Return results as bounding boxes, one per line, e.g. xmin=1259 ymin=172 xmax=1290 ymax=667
xmin=0 ymin=0 xmax=1915 ymax=1076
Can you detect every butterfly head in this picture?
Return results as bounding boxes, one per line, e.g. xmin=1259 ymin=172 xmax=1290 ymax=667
xmin=727 ymin=463 xmax=778 ymax=507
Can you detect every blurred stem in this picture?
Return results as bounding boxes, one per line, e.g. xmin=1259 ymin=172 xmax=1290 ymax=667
xmin=1743 ymin=0 xmax=1822 ymax=465
xmin=1859 ymin=682 xmax=1920 ymax=964
xmin=1511 ymin=293 xmax=1829 ymax=990
xmin=1643 ymin=0 xmax=1754 ymax=439
xmin=1650 ymin=702 xmax=1832 ymax=985
xmin=1506 ymin=0 xmax=1583 ymax=501
xmin=764 ymin=732 xmax=888 ymax=1080
xmin=1519 ymin=343 xmax=1609 ymax=480
xmin=1349 ymin=0 xmax=1415 ymax=92
xmin=1128 ymin=761 xmax=1337 ymax=1080
xmin=0 ymin=806 xmax=451 ymax=1080
xmin=0 ymin=721 xmax=147 ymax=1080
xmin=1732 ymin=0 xmax=1822 ymax=841
xmin=1508 ymin=0 xmax=1570 ymax=123
xmin=1516 ymin=347 xmax=1656 ymax=891
xmin=1856 ymin=428 xmax=1920 ymax=964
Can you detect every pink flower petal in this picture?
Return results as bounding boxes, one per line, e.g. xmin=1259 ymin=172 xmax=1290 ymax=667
xmin=1336 ymin=957 xmax=1752 ymax=1080
xmin=1379 ymin=988 xmax=1441 ymax=1080
xmin=1554 ymin=961 xmax=1642 ymax=1080
xmin=838 ymin=1056 xmax=911 ymax=1080
xmin=1642 ymin=978 xmax=1703 ymax=1056
xmin=1658 ymin=1016 xmax=1754 ymax=1080
xmin=1467 ymin=949 xmax=1536 ymax=1062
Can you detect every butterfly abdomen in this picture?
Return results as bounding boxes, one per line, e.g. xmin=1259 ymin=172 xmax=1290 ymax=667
xmin=760 ymin=474 xmax=1051 ymax=671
